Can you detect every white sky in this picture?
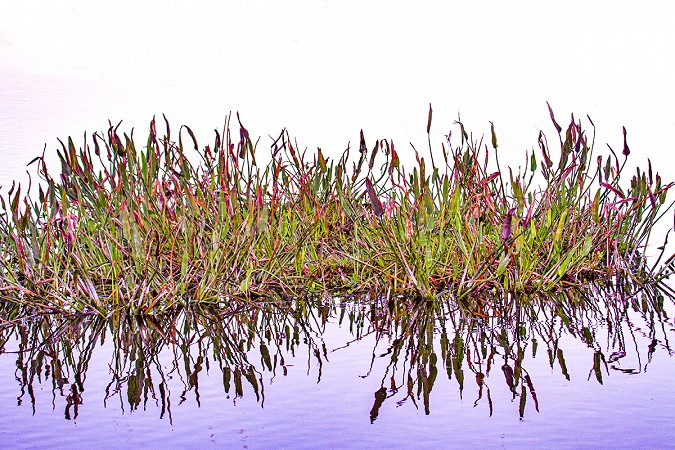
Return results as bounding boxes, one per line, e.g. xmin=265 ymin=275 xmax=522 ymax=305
xmin=1 ymin=1 xmax=674 ymax=196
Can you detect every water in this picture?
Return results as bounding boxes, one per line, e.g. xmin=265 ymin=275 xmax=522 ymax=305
xmin=2 ymin=289 xmax=675 ymax=449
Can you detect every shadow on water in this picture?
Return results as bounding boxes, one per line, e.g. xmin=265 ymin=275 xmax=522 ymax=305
xmin=1 ymin=282 xmax=674 ymax=423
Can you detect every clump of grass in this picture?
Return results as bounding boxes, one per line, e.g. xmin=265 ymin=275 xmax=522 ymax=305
xmin=0 ymin=106 xmax=673 ymax=316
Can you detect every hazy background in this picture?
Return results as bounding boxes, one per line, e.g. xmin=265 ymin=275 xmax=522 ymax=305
xmin=1 ymin=1 xmax=674 ymax=236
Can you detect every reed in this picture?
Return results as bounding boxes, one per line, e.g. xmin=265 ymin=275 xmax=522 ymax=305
xmin=1 ymin=107 xmax=673 ymax=317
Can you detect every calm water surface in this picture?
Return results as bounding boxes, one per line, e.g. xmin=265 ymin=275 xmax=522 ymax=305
xmin=1 ymin=290 xmax=674 ymax=449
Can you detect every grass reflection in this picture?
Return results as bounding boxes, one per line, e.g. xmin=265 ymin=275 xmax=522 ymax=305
xmin=1 ymin=283 xmax=673 ymax=421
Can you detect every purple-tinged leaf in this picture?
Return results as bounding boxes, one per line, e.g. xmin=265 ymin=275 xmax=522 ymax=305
xmin=426 ymin=103 xmax=433 ymax=134
xmin=648 ymin=184 xmax=656 ymax=208
xmin=558 ymin=349 xmax=570 ymax=380
xmin=10 ymin=184 xmax=21 ymax=222
xmin=149 ymin=115 xmax=158 ymax=148
xmin=607 ymin=197 xmax=638 ymax=212
xmin=317 ymin=148 xmax=327 ymax=172
xmin=593 ymin=351 xmax=604 ymax=384
xmin=600 ymin=181 xmax=625 ymax=199
xmin=502 ymin=363 xmax=515 ymax=390
xmin=26 ymin=156 xmax=42 ymax=167
xmin=114 ymin=132 xmax=125 ymax=157
xmin=539 ymin=131 xmax=552 ymax=168
xmin=92 ymin=133 xmax=101 ymax=156
xmin=525 ymin=375 xmax=539 ymax=412
xmin=214 ymin=129 xmax=221 ymax=152
xmin=608 ymin=196 xmax=638 ymax=206
xmin=622 ymin=126 xmax=630 ymax=156
xmin=368 ymin=140 xmax=379 ymax=169
xmin=391 ymin=145 xmax=399 ymax=169
xmin=560 ymin=164 xmax=577 ymax=182
xmin=237 ymin=112 xmax=249 ymax=159
xmin=547 ymin=101 xmax=562 ymax=134
xmin=500 ymin=207 xmax=516 ymax=241
xmin=481 ymin=172 xmax=500 ymax=185
xmin=574 ymin=129 xmax=583 ymax=153
xmin=184 ymin=125 xmax=198 ymax=151
xmin=365 ymin=177 xmax=383 ymax=217
xmin=490 ymin=121 xmax=498 ymax=149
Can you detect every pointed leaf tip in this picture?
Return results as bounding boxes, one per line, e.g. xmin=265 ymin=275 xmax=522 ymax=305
xmin=546 ymin=101 xmax=562 ymax=134
xmin=600 ymin=181 xmax=625 ymax=199
xmin=427 ymin=103 xmax=433 ymax=134
xmin=622 ymin=126 xmax=630 ymax=156
xmin=365 ymin=177 xmax=384 ymax=217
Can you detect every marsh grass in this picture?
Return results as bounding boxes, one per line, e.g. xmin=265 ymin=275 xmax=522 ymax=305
xmin=1 ymin=106 xmax=674 ymax=317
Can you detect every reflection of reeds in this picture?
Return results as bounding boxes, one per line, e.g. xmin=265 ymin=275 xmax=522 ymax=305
xmin=2 ymin=301 xmax=329 ymax=421
xmin=357 ymin=283 xmax=674 ymax=420
xmin=2 ymin=287 xmax=671 ymax=420
xmin=0 ymin=108 xmax=673 ymax=316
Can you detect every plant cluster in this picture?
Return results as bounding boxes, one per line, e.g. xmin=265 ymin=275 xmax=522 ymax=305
xmin=0 ymin=106 xmax=673 ymax=316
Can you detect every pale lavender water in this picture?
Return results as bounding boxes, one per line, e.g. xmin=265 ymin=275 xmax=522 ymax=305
xmin=1 ymin=296 xmax=674 ymax=449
